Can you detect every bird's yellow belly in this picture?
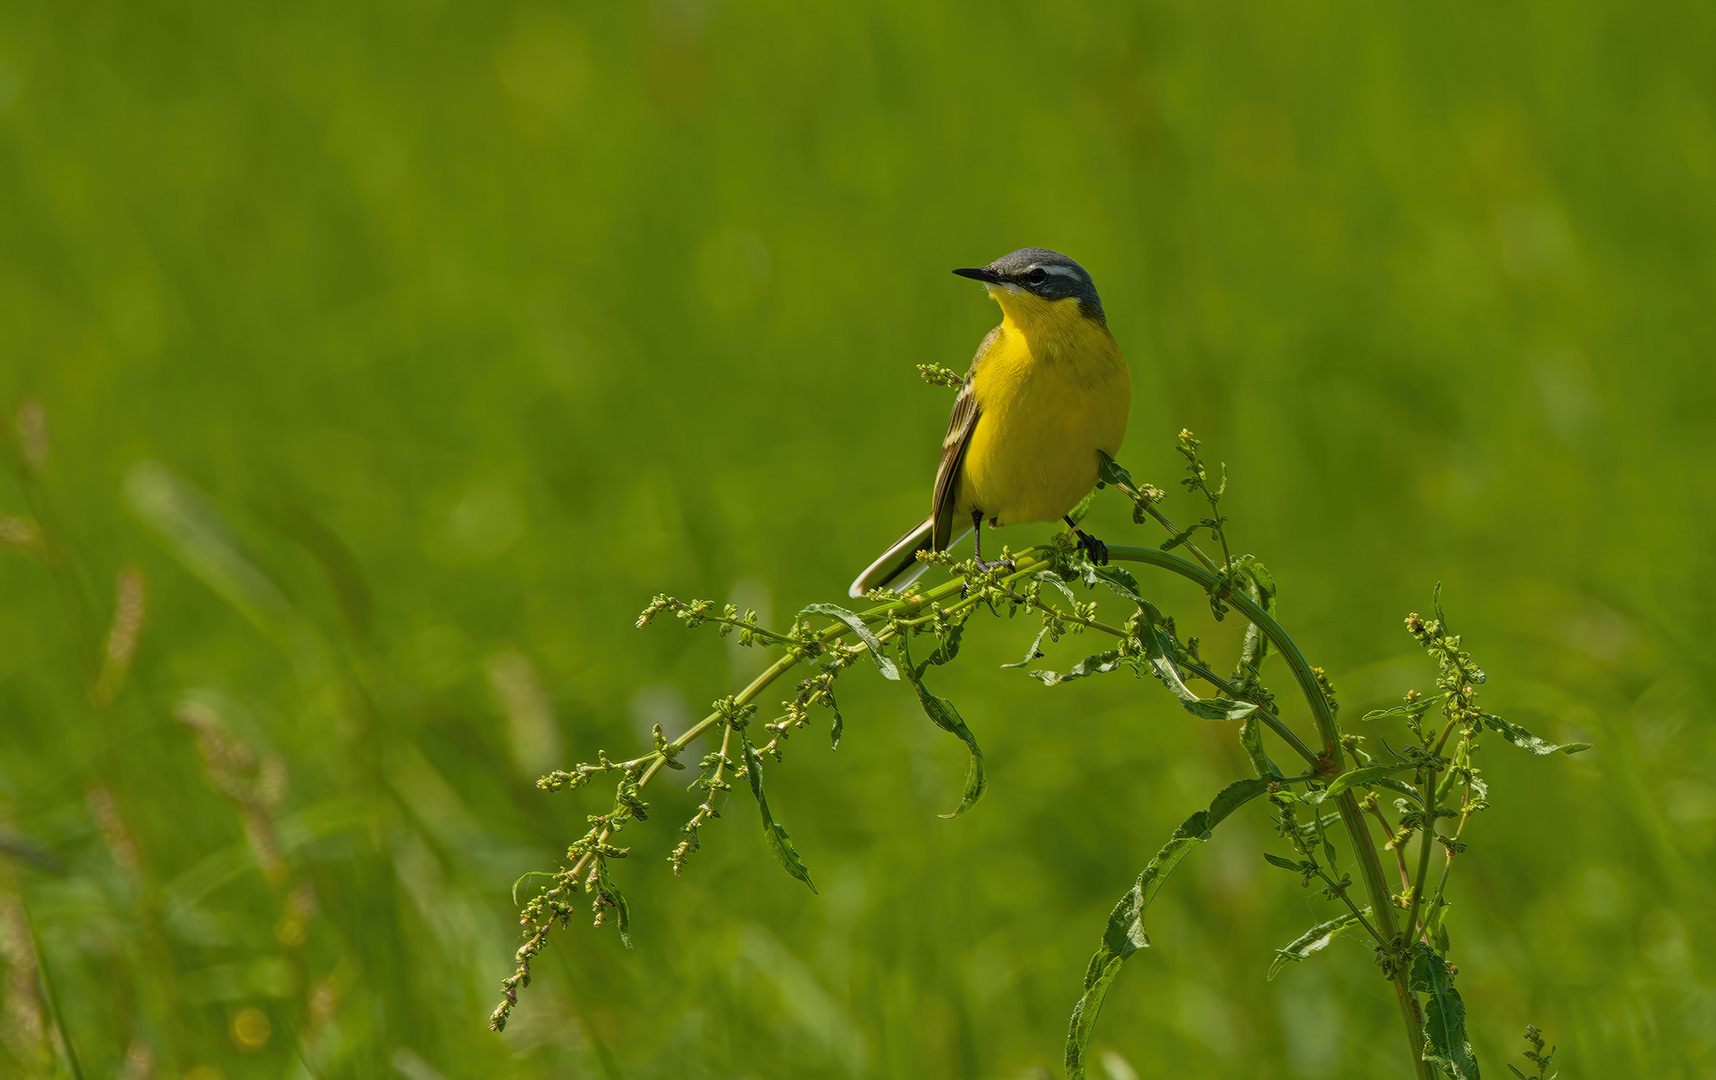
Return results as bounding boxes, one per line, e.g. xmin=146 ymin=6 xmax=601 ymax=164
xmin=957 ymin=336 xmax=1130 ymax=527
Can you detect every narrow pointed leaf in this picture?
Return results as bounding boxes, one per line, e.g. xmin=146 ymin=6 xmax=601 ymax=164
xmin=1268 ymin=911 xmax=1366 ymax=981
xmin=1001 ymin=624 xmax=1053 ymax=669
xmin=1083 ymin=563 xmax=1145 ymax=606
xmin=1481 ymin=712 xmax=1590 ymax=756
xmin=1323 ymin=761 xmax=1421 ymax=799
xmin=740 ymin=732 xmax=817 ymax=893
xmin=801 ymin=603 xmax=898 ymax=681
xmin=1139 ymin=624 xmax=1197 ymax=700
xmin=1065 ymin=778 xmax=1270 ymax=1078
xmin=825 ymin=673 xmax=844 ymax=750
xmin=1179 ymin=696 xmax=1259 ymax=721
xmin=1238 ymin=715 xmax=1278 ymax=779
xmin=899 ymin=638 xmax=985 ymax=817
xmin=1030 ymin=570 xmax=1080 ymax=606
xmin=1131 ymin=621 xmax=1258 ymax=722
xmin=1361 ymin=696 xmax=1444 ymax=723
xmin=1028 ymin=650 xmax=1123 ymax=685
xmin=1233 ymin=554 xmax=1277 ymax=601
xmin=924 ymin=622 xmax=964 ymax=667
xmin=1096 ymin=449 xmax=1135 ymax=488
xmin=1372 ymin=775 xmax=1425 ymax=806
xmin=511 ymin=870 xmax=556 ymax=906
xmin=1160 ymin=525 xmax=1201 ymax=551
xmin=594 ymin=860 xmax=636 ymax=949
xmin=1207 ymin=777 xmax=1273 ymax=824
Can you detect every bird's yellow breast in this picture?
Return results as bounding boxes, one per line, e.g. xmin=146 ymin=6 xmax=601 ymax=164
xmin=957 ymin=290 xmax=1131 ymax=526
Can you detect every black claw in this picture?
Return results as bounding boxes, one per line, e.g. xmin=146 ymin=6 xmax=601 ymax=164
xmin=1074 ymin=529 xmax=1108 ymax=565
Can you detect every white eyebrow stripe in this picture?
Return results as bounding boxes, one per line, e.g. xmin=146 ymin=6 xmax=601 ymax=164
xmin=1039 ymin=264 xmax=1079 ymax=278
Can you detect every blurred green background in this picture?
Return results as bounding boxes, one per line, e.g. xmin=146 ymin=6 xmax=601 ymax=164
xmin=1 ymin=1 xmax=1712 ymax=1077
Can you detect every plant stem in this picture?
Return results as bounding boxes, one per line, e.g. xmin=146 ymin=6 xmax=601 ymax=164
xmin=1403 ymin=768 xmax=1440 ymax=945
xmin=1363 ymin=800 xmax=1413 ymax=890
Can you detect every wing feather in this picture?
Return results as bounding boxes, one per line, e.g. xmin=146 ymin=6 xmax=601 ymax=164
xmin=930 ymin=325 xmax=999 ymax=550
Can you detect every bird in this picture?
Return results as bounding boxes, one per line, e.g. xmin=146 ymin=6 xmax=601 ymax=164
xmin=849 ymin=248 xmax=1131 ymax=599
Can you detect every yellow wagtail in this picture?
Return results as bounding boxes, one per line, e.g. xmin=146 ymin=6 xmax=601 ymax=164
xmin=850 ymin=248 xmax=1131 ymax=598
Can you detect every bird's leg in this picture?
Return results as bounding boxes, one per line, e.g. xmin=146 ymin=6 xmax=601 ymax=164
xmin=1064 ymin=515 xmax=1109 ymax=565
xmin=971 ymin=509 xmax=1014 ymax=574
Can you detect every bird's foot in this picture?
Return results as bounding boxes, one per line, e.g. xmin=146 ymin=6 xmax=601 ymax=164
xmin=972 ymin=556 xmax=1017 ymax=575
xmin=1073 ymin=529 xmax=1109 ymax=565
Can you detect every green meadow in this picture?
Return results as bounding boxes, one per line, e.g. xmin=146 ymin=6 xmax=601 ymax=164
xmin=1 ymin=1 xmax=1712 ymax=1077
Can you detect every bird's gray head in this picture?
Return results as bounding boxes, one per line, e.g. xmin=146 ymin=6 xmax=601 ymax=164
xmin=952 ymin=248 xmax=1104 ymax=320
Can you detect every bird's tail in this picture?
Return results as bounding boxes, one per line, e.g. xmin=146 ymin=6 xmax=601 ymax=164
xmin=849 ymin=517 xmax=936 ymax=599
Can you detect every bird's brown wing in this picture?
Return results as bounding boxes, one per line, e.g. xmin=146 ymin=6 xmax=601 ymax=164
xmin=930 ymin=325 xmax=1000 ymax=550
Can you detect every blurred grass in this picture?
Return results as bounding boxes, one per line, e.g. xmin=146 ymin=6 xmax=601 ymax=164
xmin=1 ymin=0 xmax=1713 ymax=1076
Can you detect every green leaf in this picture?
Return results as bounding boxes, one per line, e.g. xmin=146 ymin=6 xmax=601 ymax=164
xmin=1129 ymin=613 xmax=1261 ymax=722
xmin=1028 ymin=650 xmax=1123 ymax=685
xmin=801 ymin=603 xmax=899 ymax=681
xmin=594 ymin=860 xmax=635 ymax=949
xmin=1409 ymin=943 xmax=1481 ymax=1080
xmin=1001 ymin=624 xmax=1052 ymax=670
xmin=1082 ymin=563 xmax=1145 ymax=605
xmin=1268 ymin=911 xmax=1366 ymax=981
xmin=1207 ymin=777 xmax=1273 ymax=826
xmin=1263 ymin=853 xmax=1303 ymax=872
xmin=1372 ymin=775 xmax=1425 ymax=806
xmin=1481 ymin=712 xmax=1591 ymax=756
xmin=1030 ymin=570 xmax=1079 ymax=606
xmin=1361 ymin=696 xmax=1444 ymax=723
xmin=899 ymin=637 xmax=986 ymax=817
xmin=1180 ymin=696 xmax=1259 ymax=721
xmin=1322 ymin=761 xmax=1421 ymax=799
xmin=1426 ymin=898 xmax=1453 ymax=955
xmin=1096 ymin=449 xmax=1134 ymax=488
xmin=924 ymin=621 xmax=964 ymax=667
xmin=739 ymin=732 xmax=817 ymax=893
xmin=613 ymin=889 xmax=632 ymax=949
xmin=1138 ymin=623 xmax=1195 ymax=696
xmin=511 ymin=870 xmax=556 ymax=906
xmin=1159 ymin=524 xmax=1201 ymax=551
xmin=1238 ymin=715 xmax=1279 ymax=779
xmin=1064 ymin=778 xmax=1270 ymax=1079
xmin=1232 ymin=554 xmax=1277 ymax=601
xmin=829 ymin=707 xmax=844 ymax=751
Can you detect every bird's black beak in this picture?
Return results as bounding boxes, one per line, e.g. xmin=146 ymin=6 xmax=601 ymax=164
xmin=952 ymin=266 xmax=1002 ymax=283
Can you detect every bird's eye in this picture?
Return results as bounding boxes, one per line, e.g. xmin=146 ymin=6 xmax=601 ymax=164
xmin=1027 ymin=268 xmax=1047 ymax=284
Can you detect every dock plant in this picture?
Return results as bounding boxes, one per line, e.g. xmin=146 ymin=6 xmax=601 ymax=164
xmin=494 ymin=414 xmax=1588 ymax=1080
